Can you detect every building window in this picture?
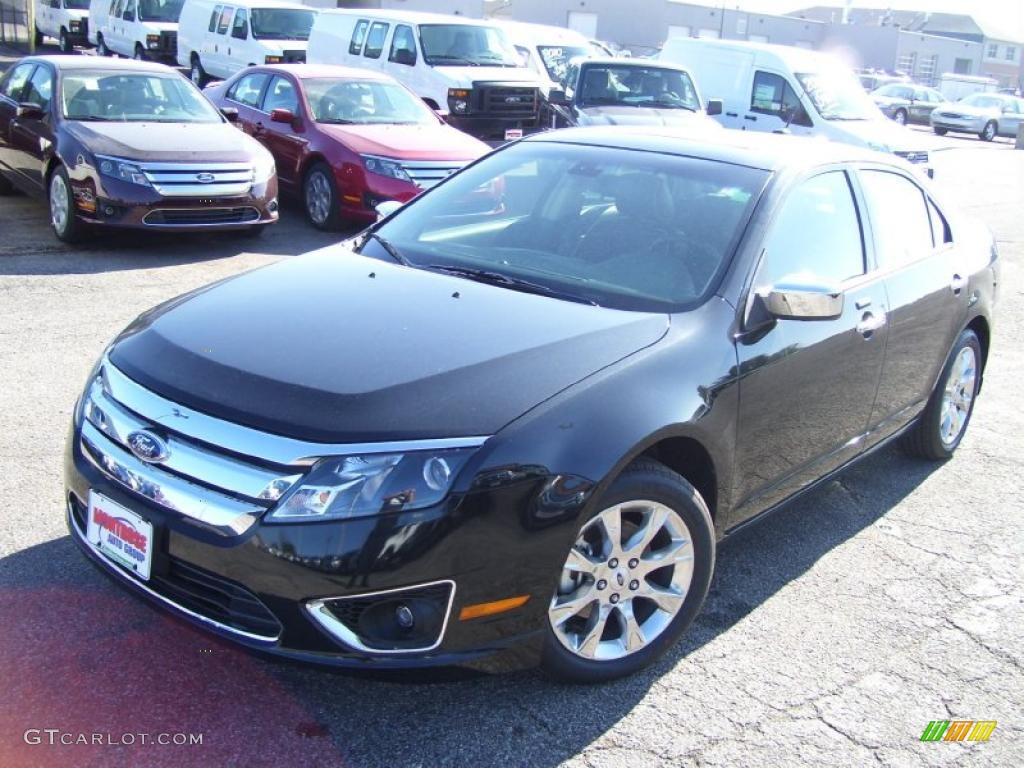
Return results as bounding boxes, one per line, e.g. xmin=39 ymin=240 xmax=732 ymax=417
xmin=953 ymin=58 xmax=972 ymax=75
xmin=987 ymin=43 xmax=999 ymax=59
xmin=1006 ymin=46 xmax=1017 ymax=62
xmin=736 ymin=15 xmax=748 ymax=36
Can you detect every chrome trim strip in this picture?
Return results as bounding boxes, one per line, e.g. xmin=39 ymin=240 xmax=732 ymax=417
xmin=67 ymin=500 xmax=280 ymax=644
xmin=84 ymin=379 xmax=300 ymax=501
xmin=102 ymin=358 xmax=490 ymax=466
xmin=80 ymin=420 xmax=261 ymax=536
xmin=138 ymin=162 xmax=254 ymax=172
xmin=305 ymin=580 xmax=456 ymax=654
xmin=148 ymin=183 xmax=254 ymax=198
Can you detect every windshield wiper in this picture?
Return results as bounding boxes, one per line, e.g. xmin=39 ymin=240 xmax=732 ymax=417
xmin=360 ymin=232 xmax=411 ymax=266
xmin=425 ymin=265 xmax=597 ymax=305
xmin=318 ymin=118 xmax=358 ymax=124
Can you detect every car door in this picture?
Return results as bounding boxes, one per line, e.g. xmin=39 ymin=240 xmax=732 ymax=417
xmin=256 ymin=74 xmax=303 ymax=189
xmin=6 ymin=63 xmax=54 ymax=193
xmin=0 ymin=63 xmax=36 ymax=182
xmin=209 ymin=5 xmax=233 ymax=77
xmin=857 ymin=168 xmax=967 ymax=442
xmin=729 ymin=169 xmax=889 ymax=528
xmin=1000 ymin=99 xmax=1023 ymax=136
xmin=224 ymin=70 xmax=270 ymax=137
xmin=118 ymin=0 xmax=137 ymax=55
xmin=747 ymin=69 xmax=814 ymax=135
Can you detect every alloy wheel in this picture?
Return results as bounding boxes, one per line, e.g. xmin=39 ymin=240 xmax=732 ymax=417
xmin=895 ymin=110 xmax=906 ymax=125
xmin=940 ymin=346 xmax=977 ymax=447
xmin=59 ymin=30 xmax=69 ymax=53
xmin=305 ymin=171 xmax=332 ymax=226
xmin=49 ymin=173 xmax=70 ymax=235
xmin=983 ymin=122 xmax=996 ymax=141
xmin=548 ymin=500 xmax=694 ymax=661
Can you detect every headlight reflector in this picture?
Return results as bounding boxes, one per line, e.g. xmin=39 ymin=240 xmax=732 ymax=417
xmin=266 ymin=449 xmax=475 ymax=522
xmin=362 ymin=155 xmax=412 ymax=182
xmin=96 ymin=155 xmax=151 ymax=187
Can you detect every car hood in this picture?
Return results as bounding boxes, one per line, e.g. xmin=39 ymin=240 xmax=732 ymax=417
xmin=435 ymin=66 xmax=541 ymax=86
xmin=575 ymin=105 xmax=719 ymax=128
xmin=63 ymin=121 xmax=264 ymax=162
xmin=318 ymin=122 xmax=489 ymax=161
xmin=108 ymin=248 xmax=670 ymax=443
xmin=826 ymin=117 xmax=927 ymax=152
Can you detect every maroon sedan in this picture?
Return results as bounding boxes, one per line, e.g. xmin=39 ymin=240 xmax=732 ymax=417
xmin=204 ymin=65 xmax=490 ymax=229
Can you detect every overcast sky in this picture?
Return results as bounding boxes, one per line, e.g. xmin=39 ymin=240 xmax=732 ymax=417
xmin=719 ymin=0 xmax=1024 ymax=40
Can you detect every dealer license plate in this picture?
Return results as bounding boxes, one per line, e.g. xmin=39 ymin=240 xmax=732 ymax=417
xmin=86 ymin=490 xmax=154 ymax=581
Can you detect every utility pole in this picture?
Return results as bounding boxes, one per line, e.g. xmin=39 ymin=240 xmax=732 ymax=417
xmin=28 ymin=0 xmax=36 ymax=53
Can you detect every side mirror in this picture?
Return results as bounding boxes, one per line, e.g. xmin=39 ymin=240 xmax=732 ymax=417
xmin=762 ymin=279 xmax=844 ymax=321
xmin=270 ymin=108 xmax=295 ymax=124
xmin=16 ymin=103 xmax=44 ymax=120
xmin=375 ymin=200 xmax=403 ymax=220
xmin=706 ymin=98 xmax=723 ymax=116
xmin=392 ymin=48 xmax=416 ymax=66
xmin=547 ymin=88 xmax=569 ymax=106
xmin=220 ymin=107 xmax=239 ymax=122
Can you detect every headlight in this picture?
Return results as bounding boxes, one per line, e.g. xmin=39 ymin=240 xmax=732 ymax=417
xmin=96 ymin=155 xmax=150 ymax=187
xmin=448 ymin=88 xmax=471 ymax=114
xmin=362 ymin=155 xmax=412 ymax=183
xmin=70 ymin=20 xmax=81 ymax=31
xmin=147 ymin=34 xmax=160 ymax=49
xmin=252 ymin=151 xmax=276 ymax=183
xmin=266 ymin=449 xmax=476 ymax=522
xmin=265 ymin=55 xmax=283 ymax=64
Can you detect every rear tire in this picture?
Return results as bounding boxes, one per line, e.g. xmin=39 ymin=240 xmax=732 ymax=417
xmin=190 ymin=56 xmax=207 ymax=87
xmin=303 ymin=162 xmax=342 ymax=230
xmin=933 ymin=127 xmax=947 ymax=135
xmin=34 ymin=26 xmax=43 ymax=47
xmin=540 ymin=458 xmax=715 ymax=683
xmin=49 ymin=166 xmax=85 ymax=244
xmin=979 ymin=121 xmax=996 ymax=141
xmin=900 ymin=329 xmax=982 ymax=461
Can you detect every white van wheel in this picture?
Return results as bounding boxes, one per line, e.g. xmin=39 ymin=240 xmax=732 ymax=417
xmin=97 ymin=35 xmax=109 ymax=56
xmin=190 ymin=57 xmax=207 ymax=87
xmin=59 ymin=28 xmax=71 ymax=53
xmin=133 ymin=43 xmax=146 ymax=60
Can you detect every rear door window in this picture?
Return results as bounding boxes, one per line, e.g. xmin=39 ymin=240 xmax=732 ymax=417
xmin=349 ymin=19 xmax=368 ymax=54
xmin=859 ymin=170 xmax=935 ymax=269
xmin=363 ymin=21 xmax=389 ymax=59
xmin=216 ymin=6 xmax=232 ymax=35
xmin=228 ymin=72 xmax=268 ymax=108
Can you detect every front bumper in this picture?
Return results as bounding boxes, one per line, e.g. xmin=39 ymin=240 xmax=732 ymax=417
xmin=63 ymin=413 xmax=550 ymax=671
xmin=930 ymin=115 xmax=985 ymax=133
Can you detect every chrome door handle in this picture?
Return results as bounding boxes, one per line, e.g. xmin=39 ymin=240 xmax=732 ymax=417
xmin=951 ymin=274 xmax=967 ymax=295
xmin=856 ymin=311 xmax=887 ymax=337
xmin=855 ymin=297 xmax=872 ymax=310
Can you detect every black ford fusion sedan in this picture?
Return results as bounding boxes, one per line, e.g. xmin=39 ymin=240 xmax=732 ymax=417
xmin=65 ymin=127 xmax=997 ymax=682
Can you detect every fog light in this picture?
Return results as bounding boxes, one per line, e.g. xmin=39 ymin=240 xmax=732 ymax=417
xmin=103 ymin=206 xmax=115 ymax=216
xmin=268 ymin=197 xmax=278 ymax=213
xmin=395 ymin=604 xmax=415 ymax=629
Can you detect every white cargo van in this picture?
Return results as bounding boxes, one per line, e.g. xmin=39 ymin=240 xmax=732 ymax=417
xmin=88 ymin=0 xmax=183 ymax=61
xmin=307 ymin=9 xmax=550 ymax=142
xmin=660 ymin=37 xmax=932 ymax=165
xmin=177 ymin=0 xmax=317 ymax=85
xmin=496 ymin=20 xmax=600 ymax=91
xmin=34 ymin=0 xmax=91 ymax=52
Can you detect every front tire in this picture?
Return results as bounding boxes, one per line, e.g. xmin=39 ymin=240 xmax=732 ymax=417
xmin=901 ymin=329 xmax=982 ymax=461
xmin=59 ymin=28 xmax=71 ymax=53
xmin=933 ymin=126 xmax=948 ymax=136
xmin=133 ymin=43 xmax=146 ymax=61
xmin=34 ymin=26 xmax=44 ymax=47
xmin=97 ymin=34 xmax=109 ymax=57
xmin=49 ymin=166 xmax=84 ymax=243
xmin=190 ymin=56 xmax=207 ymax=87
xmin=894 ymin=108 xmax=907 ymax=126
xmin=541 ymin=458 xmax=715 ymax=682
xmin=980 ymin=121 xmax=997 ymax=141
xmin=303 ymin=162 xmax=341 ymax=230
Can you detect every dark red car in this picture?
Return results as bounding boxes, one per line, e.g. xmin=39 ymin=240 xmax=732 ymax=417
xmin=204 ymin=64 xmax=490 ymax=229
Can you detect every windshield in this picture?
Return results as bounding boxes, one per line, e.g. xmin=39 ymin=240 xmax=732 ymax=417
xmin=64 ymin=0 xmax=90 ymax=9
xmin=537 ymin=44 xmax=595 ymax=85
xmin=796 ymin=69 xmax=880 ymax=120
xmin=61 ymin=72 xmax=222 ymax=123
xmin=419 ymin=24 xmax=521 ymax=67
xmin=306 ymin=78 xmax=435 ymax=125
xmin=366 ymin=142 xmax=768 ymax=312
xmin=960 ymin=94 xmax=1005 ymax=109
xmin=576 ymin=64 xmax=700 ymax=111
xmin=138 ymin=0 xmax=182 ymax=22
xmin=250 ymin=8 xmax=314 ymax=40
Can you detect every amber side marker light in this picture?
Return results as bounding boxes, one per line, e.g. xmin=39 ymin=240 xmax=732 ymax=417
xmin=459 ymin=595 xmax=531 ymax=621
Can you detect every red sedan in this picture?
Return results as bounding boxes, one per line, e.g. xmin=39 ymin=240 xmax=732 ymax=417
xmin=204 ymin=65 xmax=490 ymax=229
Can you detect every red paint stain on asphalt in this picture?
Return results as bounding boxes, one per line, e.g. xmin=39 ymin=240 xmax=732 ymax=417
xmin=0 ymin=585 xmax=344 ymax=768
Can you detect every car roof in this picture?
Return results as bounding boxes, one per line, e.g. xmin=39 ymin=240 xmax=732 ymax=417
xmin=319 ymin=8 xmax=503 ymax=27
xmin=524 ymin=126 xmax=902 ymax=173
xmin=257 ymin=63 xmax=394 ymax=82
xmin=15 ymin=56 xmax=180 ymax=74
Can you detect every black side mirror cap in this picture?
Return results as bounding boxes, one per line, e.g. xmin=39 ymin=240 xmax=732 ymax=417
xmin=220 ymin=107 xmax=239 ymax=123
xmin=16 ymin=103 xmax=45 ymax=120
xmin=706 ymin=98 xmax=723 ymax=116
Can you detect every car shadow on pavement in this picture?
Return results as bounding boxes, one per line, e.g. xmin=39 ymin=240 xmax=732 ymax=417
xmin=0 ymin=444 xmax=938 ymax=768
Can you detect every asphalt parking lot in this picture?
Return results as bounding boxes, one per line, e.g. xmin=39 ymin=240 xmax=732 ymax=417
xmin=1 ymin=49 xmax=1023 ymax=768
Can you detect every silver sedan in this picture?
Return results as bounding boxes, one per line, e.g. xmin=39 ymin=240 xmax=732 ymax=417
xmin=930 ymin=93 xmax=1024 ymax=141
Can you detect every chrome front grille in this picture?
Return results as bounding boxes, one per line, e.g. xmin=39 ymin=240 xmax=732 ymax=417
xmin=894 ymin=150 xmax=929 ymax=165
xmin=141 ymin=162 xmax=254 ymax=198
xmin=400 ymin=160 xmax=468 ymax=189
xmin=142 ymin=207 xmax=260 ymax=227
xmin=482 ymin=85 xmax=538 ymax=117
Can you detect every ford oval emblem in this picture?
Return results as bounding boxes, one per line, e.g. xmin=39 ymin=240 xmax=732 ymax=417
xmin=196 ymin=172 xmax=216 ymax=184
xmin=126 ymin=430 xmax=169 ymax=463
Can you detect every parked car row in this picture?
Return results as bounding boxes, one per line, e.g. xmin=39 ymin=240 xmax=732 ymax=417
xmin=929 ymin=92 xmax=1024 ymax=141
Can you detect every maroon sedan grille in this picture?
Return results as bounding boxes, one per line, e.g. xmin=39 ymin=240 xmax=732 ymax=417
xmin=143 ymin=207 xmax=260 ymax=227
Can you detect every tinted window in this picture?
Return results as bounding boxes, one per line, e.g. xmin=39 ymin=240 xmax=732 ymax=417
xmin=23 ymin=66 xmax=53 ymax=112
xmin=751 ymin=71 xmax=811 ymax=126
xmin=208 ymin=5 xmax=221 ymax=32
xmin=756 ymin=171 xmax=864 ymax=288
xmin=364 ymin=21 xmax=388 ymax=59
xmin=859 ymin=170 xmax=934 ymax=269
xmin=250 ymin=8 xmax=314 ymax=40
xmin=0 ymin=63 xmax=34 ymax=102
xmin=370 ymin=142 xmax=768 ymax=312
xmin=231 ymin=8 xmax=248 ymax=39
xmin=389 ymin=24 xmax=417 ymax=65
xmin=227 ymin=72 xmax=267 ymax=108
xmin=216 ymin=6 xmax=232 ymax=35
xmin=349 ymin=19 xmax=368 ymax=54
xmin=261 ymin=75 xmax=298 ymax=113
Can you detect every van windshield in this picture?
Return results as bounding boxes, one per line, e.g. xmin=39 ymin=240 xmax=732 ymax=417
xmin=796 ymin=69 xmax=880 ymax=120
xmin=420 ymin=24 xmax=521 ymax=67
xmin=61 ymin=72 xmax=222 ymax=123
xmin=250 ymin=8 xmax=315 ymax=40
xmin=305 ymin=79 xmax=436 ymax=125
xmin=138 ymin=0 xmax=182 ymax=22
